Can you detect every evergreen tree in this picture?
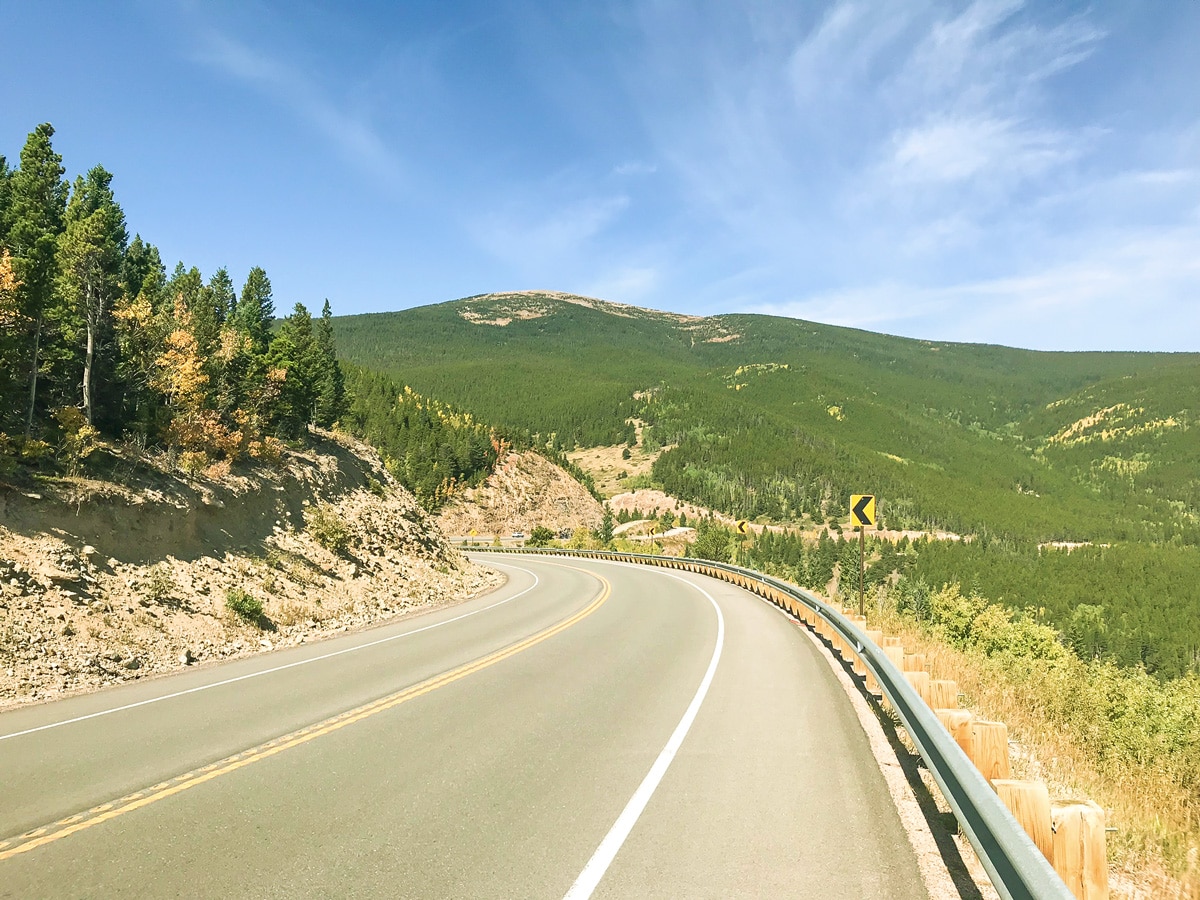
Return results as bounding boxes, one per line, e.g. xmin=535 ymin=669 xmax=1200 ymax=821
xmin=7 ymin=123 xmax=68 ymax=435
xmin=0 ymin=155 xmax=12 ymax=246
xmin=208 ymin=268 xmax=235 ymax=325
xmin=57 ymin=166 xmax=128 ymax=427
xmin=312 ymin=299 xmax=344 ymax=428
xmin=0 ymin=251 xmax=24 ymax=421
xmin=233 ymin=266 xmax=273 ymax=354
xmin=598 ymin=507 xmax=614 ymax=546
xmin=119 ymin=236 xmax=165 ymax=310
xmin=113 ymin=236 xmax=166 ymax=438
xmin=268 ymin=302 xmax=318 ymax=437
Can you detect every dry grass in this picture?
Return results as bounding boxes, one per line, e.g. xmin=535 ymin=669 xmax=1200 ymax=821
xmin=867 ymin=604 xmax=1199 ymax=899
xmin=567 ymin=440 xmax=661 ymax=497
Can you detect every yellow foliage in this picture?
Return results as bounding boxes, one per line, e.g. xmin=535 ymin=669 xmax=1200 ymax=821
xmin=0 ymin=250 xmax=24 ymax=328
xmin=179 ymin=451 xmax=209 ymax=475
xmin=248 ymin=437 xmax=285 ymax=466
xmin=53 ymin=407 xmax=100 ymax=476
xmin=153 ymin=300 xmax=208 ymax=410
xmin=216 ymin=326 xmax=250 ymax=363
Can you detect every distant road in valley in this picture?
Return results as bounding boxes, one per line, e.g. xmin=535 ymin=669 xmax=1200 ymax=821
xmin=0 ymin=554 xmax=926 ymax=898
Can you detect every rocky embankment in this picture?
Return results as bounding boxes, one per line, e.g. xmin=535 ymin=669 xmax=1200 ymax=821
xmin=0 ymin=432 xmax=502 ymax=710
xmin=437 ymin=450 xmax=603 ymax=538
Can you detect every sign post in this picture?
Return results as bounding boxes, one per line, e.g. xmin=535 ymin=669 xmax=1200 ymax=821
xmin=849 ymin=495 xmax=876 ymax=616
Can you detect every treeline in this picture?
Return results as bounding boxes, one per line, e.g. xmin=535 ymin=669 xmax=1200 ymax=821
xmin=689 ymin=525 xmax=1200 ymax=679
xmin=0 ymin=123 xmax=344 ymax=474
xmin=340 ymin=367 xmax=498 ymax=508
xmin=339 ymin=365 xmax=605 ymax=508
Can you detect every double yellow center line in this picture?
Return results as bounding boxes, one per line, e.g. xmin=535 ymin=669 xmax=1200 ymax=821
xmin=0 ymin=567 xmax=609 ymax=861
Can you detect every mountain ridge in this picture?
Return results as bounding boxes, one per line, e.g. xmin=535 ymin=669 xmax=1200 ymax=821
xmin=333 ymin=291 xmax=1198 ymax=544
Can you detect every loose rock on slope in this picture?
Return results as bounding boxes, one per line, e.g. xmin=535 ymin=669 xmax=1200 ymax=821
xmin=0 ymin=431 xmax=502 ymax=710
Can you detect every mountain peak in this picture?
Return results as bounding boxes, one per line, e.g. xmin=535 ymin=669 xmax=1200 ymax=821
xmin=453 ymin=291 xmax=739 ymax=342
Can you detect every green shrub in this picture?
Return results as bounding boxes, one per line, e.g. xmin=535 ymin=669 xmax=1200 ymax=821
xmin=143 ymin=565 xmax=175 ymax=604
xmin=304 ymin=503 xmax=351 ymax=555
xmin=226 ymin=588 xmax=264 ymax=624
xmin=527 ymin=525 xmax=555 ymax=547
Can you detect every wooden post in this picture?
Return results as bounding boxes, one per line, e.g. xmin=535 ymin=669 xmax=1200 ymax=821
xmin=883 ymin=636 xmax=903 ymax=648
xmin=858 ymin=524 xmax=865 ymax=617
xmin=928 ymin=679 xmax=958 ymax=709
xmin=969 ymin=720 xmax=1010 ymax=784
xmin=902 ymin=652 xmax=926 ymax=672
xmin=883 ymin=645 xmax=905 ymax=669
xmin=863 ymin=629 xmax=884 ymax=693
xmin=1051 ymin=801 xmax=1109 ymax=900
xmin=935 ymin=709 xmax=975 ymax=757
xmin=993 ymin=779 xmax=1054 ymax=861
xmin=903 ymin=671 xmax=931 ymax=706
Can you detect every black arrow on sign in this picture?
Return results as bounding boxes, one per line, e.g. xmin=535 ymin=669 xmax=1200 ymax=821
xmin=853 ymin=495 xmax=873 ymax=524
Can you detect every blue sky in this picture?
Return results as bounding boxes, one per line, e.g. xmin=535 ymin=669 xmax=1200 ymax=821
xmin=3 ymin=1 xmax=1198 ymax=351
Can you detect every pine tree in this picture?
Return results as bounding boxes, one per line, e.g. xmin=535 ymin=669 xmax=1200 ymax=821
xmin=312 ymin=299 xmax=345 ymax=428
xmin=232 ymin=266 xmax=273 ymax=354
xmin=207 ymin=268 xmax=235 ymax=325
xmin=0 ymin=155 xmax=12 ymax=247
xmin=268 ymin=302 xmax=318 ymax=437
xmin=8 ymin=124 xmax=68 ymax=435
xmin=0 ymin=251 xmax=25 ymax=427
xmin=113 ymin=236 xmax=167 ymax=438
xmin=120 ymin=236 xmax=165 ymax=309
xmin=57 ymin=166 xmax=128 ymax=427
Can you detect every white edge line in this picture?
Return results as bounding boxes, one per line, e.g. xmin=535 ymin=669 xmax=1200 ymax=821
xmin=562 ymin=568 xmax=725 ymax=900
xmin=0 ymin=563 xmax=540 ymax=742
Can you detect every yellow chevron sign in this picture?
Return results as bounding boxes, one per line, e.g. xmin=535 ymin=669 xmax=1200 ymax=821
xmin=850 ymin=495 xmax=876 ymax=528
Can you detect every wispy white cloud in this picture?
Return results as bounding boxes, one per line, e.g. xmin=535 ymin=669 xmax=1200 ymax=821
xmin=469 ymin=192 xmax=631 ymax=273
xmin=583 ymin=265 xmax=660 ymax=303
xmin=612 ymin=160 xmax=657 ymax=177
xmin=190 ymin=29 xmax=405 ymax=189
xmin=750 ymin=222 xmax=1200 ymax=351
xmin=885 ymin=116 xmax=1079 ymax=185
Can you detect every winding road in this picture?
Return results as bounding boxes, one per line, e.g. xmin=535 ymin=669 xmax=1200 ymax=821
xmin=0 ymin=553 xmax=927 ymax=898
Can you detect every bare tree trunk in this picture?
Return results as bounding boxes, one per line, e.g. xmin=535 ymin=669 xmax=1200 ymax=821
xmin=83 ymin=315 xmax=95 ymax=425
xmin=24 ymin=314 xmax=42 ymax=437
xmin=83 ymin=279 xmax=98 ymax=426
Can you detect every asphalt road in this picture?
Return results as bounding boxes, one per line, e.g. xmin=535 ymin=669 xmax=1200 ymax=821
xmin=0 ymin=553 xmax=927 ymax=898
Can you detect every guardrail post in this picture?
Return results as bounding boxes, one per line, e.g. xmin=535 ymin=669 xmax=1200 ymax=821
xmin=993 ymin=780 xmax=1054 ymax=862
xmin=864 ymin=629 xmax=884 ymax=693
xmin=929 ymin=679 xmax=958 ymax=709
xmin=904 ymin=670 xmax=932 ymax=705
xmin=970 ymin=720 xmax=1011 ymax=784
xmin=883 ymin=645 xmax=905 ymax=669
xmin=1051 ymin=801 xmax=1109 ymax=900
xmin=936 ymin=709 xmax=976 ymax=757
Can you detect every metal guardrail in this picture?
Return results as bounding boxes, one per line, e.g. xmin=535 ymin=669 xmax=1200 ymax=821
xmin=475 ymin=546 xmax=1073 ymax=900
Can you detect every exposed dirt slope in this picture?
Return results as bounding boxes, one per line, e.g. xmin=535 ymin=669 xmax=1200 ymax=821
xmin=0 ymin=432 xmax=501 ymax=710
xmin=436 ymin=451 xmax=603 ymax=538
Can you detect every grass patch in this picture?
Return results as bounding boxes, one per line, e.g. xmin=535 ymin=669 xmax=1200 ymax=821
xmin=225 ymin=588 xmax=264 ymax=625
xmin=304 ymin=503 xmax=351 ymax=555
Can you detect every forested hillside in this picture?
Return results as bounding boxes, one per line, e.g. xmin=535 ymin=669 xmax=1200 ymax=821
xmin=335 ymin=290 xmax=1200 ymax=679
xmin=0 ymin=124 xmax=344 ymax=474
xmin=334 ymin=291 xmax=1198 ymax=544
